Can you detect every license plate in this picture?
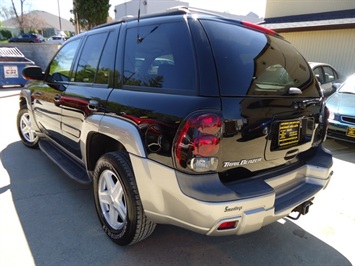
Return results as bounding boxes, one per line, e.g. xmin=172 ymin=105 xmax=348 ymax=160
xmin=278 ymin=120 xmax=300 ymax=147
xmin=346 ymin=127 xmax=355 ymax=138
xmin=4 ymin=65 xmax=19 ymax=78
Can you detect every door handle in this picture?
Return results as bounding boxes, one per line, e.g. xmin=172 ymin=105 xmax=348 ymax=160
xmin=288 ymin=87 xmax=302 ymax=95
xmin=54 ymin=93 xmax=61 ymax=101
xmin=88 ymin=100 xmax=99 ymax=111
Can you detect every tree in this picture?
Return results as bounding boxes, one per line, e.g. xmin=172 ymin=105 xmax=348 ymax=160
xmin=10 ymin=0 xmax=26 ymax=33
xmin=22 ymin=13 xmax=46 ymax=33
xmin=0 ymin=6 xmax=14 ymax=21
xmin=2 ymin=1 xmax=46 ymax=34
xmin=73 ymin=0 xmax=110 ymax=31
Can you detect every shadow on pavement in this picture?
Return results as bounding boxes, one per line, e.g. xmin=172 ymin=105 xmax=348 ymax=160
xmin=324 ymin=138 xmax=355 ymax=163
xmin=1 ymin=141 xmax=352 ymax=265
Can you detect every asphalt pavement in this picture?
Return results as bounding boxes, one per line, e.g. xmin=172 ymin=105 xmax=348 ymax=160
xmin=0 ymin=87 xmax=354 ymax=265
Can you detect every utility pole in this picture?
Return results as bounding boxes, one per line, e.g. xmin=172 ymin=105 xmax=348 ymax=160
xmin=73 ymin=0 xmax=80 ymax=34
xmin=57 ymin=0 xmax=62 ymax=30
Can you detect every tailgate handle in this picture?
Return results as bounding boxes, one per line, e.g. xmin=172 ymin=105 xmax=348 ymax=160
xmin=288 ymin=87 xmax=302 ymax=95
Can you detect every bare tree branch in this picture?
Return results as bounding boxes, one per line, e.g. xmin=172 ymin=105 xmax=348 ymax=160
xmin=10 ymin=0 xmax=26 ymax=32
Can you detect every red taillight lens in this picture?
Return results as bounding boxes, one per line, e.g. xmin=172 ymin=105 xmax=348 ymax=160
xmin=193 ymin=135 xmax=219 ymax=157
xmin=174 ymin=112 xmax=223 ymax=173
xmin=194 ymin=113 xmax=222 ymax=135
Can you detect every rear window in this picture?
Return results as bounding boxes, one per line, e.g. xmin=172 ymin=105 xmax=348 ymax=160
xmin=200 ymin=20 xmax=315 ymax=96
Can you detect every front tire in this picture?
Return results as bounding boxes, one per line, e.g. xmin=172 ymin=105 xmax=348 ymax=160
xmin=17 ymin=107 xmax=39 ymax=148
xmin=93 ymin=152 xmax=156 ymax=245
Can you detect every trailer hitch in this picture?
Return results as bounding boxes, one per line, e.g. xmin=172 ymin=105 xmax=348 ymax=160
xmin=287 ymin=200 xmax=313 ymax=220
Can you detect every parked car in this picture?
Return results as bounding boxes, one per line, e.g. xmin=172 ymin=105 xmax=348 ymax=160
xmin=309 ymin=62 xmax=344 ymax=97
xmin=9 ymin=33 xmax=45 ymax=43
xmin=326 ymin=73 xmax=355 ymax=143
xmin=17 ymin=7 xmax=333 ymax=246
xmin=46 ymin=35 xmax=66 ymax=44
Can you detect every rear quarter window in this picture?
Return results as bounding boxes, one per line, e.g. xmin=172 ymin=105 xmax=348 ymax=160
xmin=200 ymin=20 xmax=317 ymax=97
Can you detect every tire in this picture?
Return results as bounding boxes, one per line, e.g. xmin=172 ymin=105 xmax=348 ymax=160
xmin=93 ymin=152 xmax=156 ymax=246
xmin=17 ymin=107 xmax=39 ymax=148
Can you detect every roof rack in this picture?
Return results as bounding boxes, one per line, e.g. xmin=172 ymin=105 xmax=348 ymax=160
xmin=166 ymin=6 xmax=221 ymax=17
xmin=93 ymin=6 xmax=221 ymax=30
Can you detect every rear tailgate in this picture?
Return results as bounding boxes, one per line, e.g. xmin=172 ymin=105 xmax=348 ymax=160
xmin=200 ymin=19 xmax=325 ymax=175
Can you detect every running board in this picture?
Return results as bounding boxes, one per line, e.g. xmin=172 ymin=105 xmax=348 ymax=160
xmin=39 ymin=139 xmax=91 ymax=184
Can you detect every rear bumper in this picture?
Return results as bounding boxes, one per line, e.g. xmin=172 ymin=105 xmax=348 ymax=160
xmin=131 ymin=145 xmax=332 ymax=236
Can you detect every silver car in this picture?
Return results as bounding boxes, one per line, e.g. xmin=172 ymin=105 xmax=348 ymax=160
xmin=309 ymin=62 xmax=344 ymax=97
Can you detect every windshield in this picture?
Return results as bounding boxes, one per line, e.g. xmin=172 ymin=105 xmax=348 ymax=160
xmin=339 ymin=75 xmax=355 ymax=94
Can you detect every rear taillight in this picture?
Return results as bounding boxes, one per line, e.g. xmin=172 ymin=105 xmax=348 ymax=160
xmin=174 ymin=112 xmax=223 ymax=173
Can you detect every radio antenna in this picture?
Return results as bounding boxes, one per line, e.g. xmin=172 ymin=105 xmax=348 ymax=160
xmin=137 ymin=0 xmax=143 ymax=43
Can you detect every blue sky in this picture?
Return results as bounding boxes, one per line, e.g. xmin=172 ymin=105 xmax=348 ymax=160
xmin=2 ymin=0 xmax=267 ymax=21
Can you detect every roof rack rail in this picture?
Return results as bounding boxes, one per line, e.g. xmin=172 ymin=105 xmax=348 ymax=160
xmin=166 ymin=6 xmax=221 ymax=17
xmin=93 ymin=6 xmax=221 ymax=30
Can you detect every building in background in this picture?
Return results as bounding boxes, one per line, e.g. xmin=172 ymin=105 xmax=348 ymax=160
xmin=261 ymin=0 xmax=355 ymax=77
xmin=114 ymin=0 xmax=262 ymax=23
xmin=2 ymin=10 xmax=75 ymax=38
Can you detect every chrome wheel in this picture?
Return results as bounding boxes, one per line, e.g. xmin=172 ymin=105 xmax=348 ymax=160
xmin=17 ymin=108 xmax=39 ymax=148
xmin=20 ymin=112 xmax=38 ymax=143
xmin=93 ymin=152 xmax=156 ymax=245
xmin=98 ymin=169 xmax=127 ymax=230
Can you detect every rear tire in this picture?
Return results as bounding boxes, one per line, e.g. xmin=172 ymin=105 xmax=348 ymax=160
xmin=93 ymin=152 xmax=156 ymax=245
xmin=17 ymin=107 xmax=39 ymax=148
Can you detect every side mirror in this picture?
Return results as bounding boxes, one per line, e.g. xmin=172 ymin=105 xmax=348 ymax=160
xmin=22 ymin=66 xmax=44 ymax=81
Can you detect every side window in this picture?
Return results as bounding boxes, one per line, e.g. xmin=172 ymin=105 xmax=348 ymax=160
xmin=74 ymin=32 xmax=108 ymax=83
xmin=123 ymin=21 xmax=196 ymax=92
xmin=48 ymin=38 xmax=81 ymax=82
xmin=323 ymin=66 xmax=337 ymax=83
xmin=95 ymin=31 xmax=117 ymax=86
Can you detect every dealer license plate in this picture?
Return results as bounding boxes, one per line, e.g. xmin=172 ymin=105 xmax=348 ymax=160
xmin=346 ymin=127 xmax=355 ymax=138
xmin=278 ymin=120 xmax=300 ymax=147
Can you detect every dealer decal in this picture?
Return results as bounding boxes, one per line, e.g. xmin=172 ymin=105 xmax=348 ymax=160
xmin=224 ymin=206 xmax=243 ymax=212
xmin=223 ymin=157 xmax=262 ymax=168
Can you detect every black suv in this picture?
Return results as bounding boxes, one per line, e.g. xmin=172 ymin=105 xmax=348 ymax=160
xmin=17 ymin=7 xmax=333 ymax=246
